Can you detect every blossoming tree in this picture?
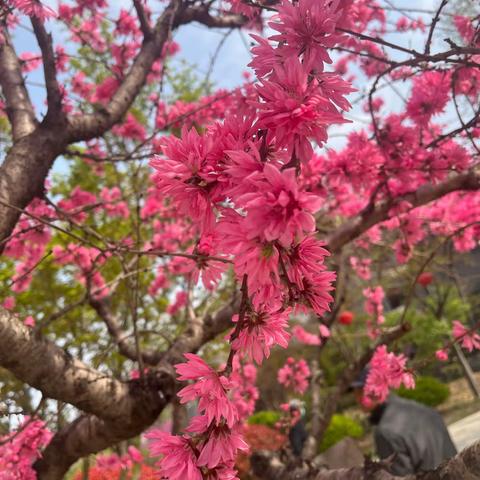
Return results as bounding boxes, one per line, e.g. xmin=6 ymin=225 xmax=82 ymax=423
xmin=0 ymin=0 xmax=480 ymax=479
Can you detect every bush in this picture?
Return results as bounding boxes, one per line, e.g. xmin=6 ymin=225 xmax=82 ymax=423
xmin=397 ymin=375 xmax=450 ymax=407
xmin=319 ymin=414 xmax=364 ymax=453
xmin=247 ymin=410 xmax=281 ymax=428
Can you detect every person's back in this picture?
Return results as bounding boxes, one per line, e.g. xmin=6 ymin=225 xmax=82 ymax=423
xmin=373 ymin=395 xmax=457 ymax=475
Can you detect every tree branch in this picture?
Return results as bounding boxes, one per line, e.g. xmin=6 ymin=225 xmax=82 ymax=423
xmin=133 ymin=0 xmax=152 ymax=38
xmin=33 ymin=366 xmax=174 ymax=480
xmin=0 ymin=307 xmax=170 ymax=421
xmin=163 ymin=295 xmax=240 ymax=364
xmin=67 ymin=0 xmax=182 ymax=142
xmin=326 ymin=170 xmax=480 ymax=253
xmin=30 ymin=16 xmax=64 ymax=121
xmin=0 ymin=28 xmax=37 ymax=139
xmin=176 ymin=5 xmax=247 ymax=29
xmin=89 ymin=296 xmax=164 ymax=365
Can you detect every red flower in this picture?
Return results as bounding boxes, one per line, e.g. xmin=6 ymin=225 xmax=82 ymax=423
xmin=417 ymin=272 xmax=433 ymax=287
xmin=339 ymin=311 xmax=354 ymax=325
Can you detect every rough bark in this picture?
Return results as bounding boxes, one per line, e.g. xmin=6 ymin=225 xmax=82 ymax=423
xmin=251 ymin=439 xmax=480 ymax=480
xmin=0 ymin=308 xmax=176 ymax=480
xmin=0 ymin=29 xmax=37 ymax=140
xmin=0 ymin=307 xmax=171 ymax=420
xmin=0 ymin=128 xmax=68 ymax=252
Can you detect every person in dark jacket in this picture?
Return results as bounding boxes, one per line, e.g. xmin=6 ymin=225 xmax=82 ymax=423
xmin=352 ymin=371 xmax=457 ymax=475
xmin=287 ymin=399 xmax=308 ymax=457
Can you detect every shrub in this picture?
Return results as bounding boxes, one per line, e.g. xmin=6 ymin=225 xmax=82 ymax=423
xmin=397 ymin=375 xmax=450 ymax=407
xmin=236 ymin=424 xmax=286 ymax=478
xmin=319 ymin=414 xmax=364 ymax=453
xmin=247 ymin=410 xmax=281 ymax=428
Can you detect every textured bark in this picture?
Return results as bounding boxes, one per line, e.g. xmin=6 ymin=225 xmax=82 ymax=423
xmin=0 ymin=29 xmax=37 ymax=140
xmin=0 ymin=307 xmax=168 ymax=420
xmin=251 ymin=440 xmax=480 ymax=480
xmin=0 ymin=128 xmax=68 ymax=253
xmin=33 ymin=374 xmax=173 ymax=480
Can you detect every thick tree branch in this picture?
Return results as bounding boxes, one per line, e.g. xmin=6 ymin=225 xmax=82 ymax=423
xmin=67 ymin=0 xmax=182 ymax=142
xmin=0 ymin=28 xmax=37 ymax=139
xmin=30 ymin=16 xmax=64 ymax=121
xmin=33 ymin=365 xmax=175 ymax=480
xmin=176 ymin=5 xmax=247 ymax=28
xmin=0 ymin=307 xmax=168 ymax=421
xmin=0 ymin=129 xmax=67 ymax=253
xmin=326 ymin=170 xmax=480 ymax=253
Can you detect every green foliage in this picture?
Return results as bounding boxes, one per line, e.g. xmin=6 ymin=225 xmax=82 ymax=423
xmin=247 ymin=410 xmax=281 ymax=428
xmin=397 ymin=376 xmax=450 ymax=407
xmin=385 ymin=284 xmax=470 ymax=360
xmin=319 ymin=414 xmax=364 ymax=453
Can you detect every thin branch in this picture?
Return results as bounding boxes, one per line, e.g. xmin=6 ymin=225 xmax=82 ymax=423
xmin=30 ymin=16 xmax=64 ymax=120
xmin=326 ymin=170 xmax=480 ymax=253
xmin=133 ymin=0 xmax=152 ymax=38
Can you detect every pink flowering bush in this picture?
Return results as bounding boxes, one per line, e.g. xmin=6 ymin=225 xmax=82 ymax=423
xmin=0 ymin=418 xmax=52 ymax=480
xmin=364 ymin=346 xmax=415 ymax=404
xmin=277 ymin=357 xmax=311 ymax=395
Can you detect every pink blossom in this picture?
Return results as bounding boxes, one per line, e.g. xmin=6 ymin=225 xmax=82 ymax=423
xmin=146 ymin=430 xmax=202 ymax=480
xmin=292 ymin=325 xmax=321 ymax=346
xmin=350 ymin=256 xmax=371 ymax=280
xmin=11 ymin=0 xmax=56 ymax=20
xmin=254 ymin=56 xmax=348 ymax=161
xmin=363 ymin=286 xmax=385 ymax=324
xmin=166 ymin=290 xmax=188 ymax=315
xmin=151 ymin=127 xmax=216 ymax=233
xmin=319 ymin=324 xmax=330 ymax=338
xmin=0 ymin=418 xmax=52 ymax=479
xmin=186 ymin=417 xmax=248 ymax=469
xmin=112 ymin=113 xmax=146 ymax=141
xmin=176 ymin=354 xmax=238 ymax=427
xmin=297 ymin=271 xmax=336 ymax=317
xmin=231 ymin=307 xmax=290 ymax=364
xmin=19 ymin=52 xmax=41 ymax=73
xmin=406 ymin=71 xmax=450 ymax=126
xmin=24 ymin=316 xmax=35 ymax=328
xmin=452 ymin=320 xmax=480 ymax=352
xmin=238 ymin=164 xmax=322 ymax=246
xmin=3 ymin=296 xmax=15 ymax=310
xmin=435 ymin=349 xmax=449 ymax=362
xmin=364 ymin=346 xmax=415 ymax=403
xmin=269 ymin=0 xmax=344 ymax=67
xmin=277 ymin=357 xmax=311 ymax=394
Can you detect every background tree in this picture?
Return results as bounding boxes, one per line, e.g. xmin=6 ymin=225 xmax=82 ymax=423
xmin=0 ymin=1 xmax=480 ymax=479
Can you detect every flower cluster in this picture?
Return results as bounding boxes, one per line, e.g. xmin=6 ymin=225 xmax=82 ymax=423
xmin=147 ymin=354 xmax=249 ymax=479
xmin=452 ymin=320 xmax=480 ymax=353
xmin=364 ymin=345 xmax=415 ymax=404
xmin=0 ymin=417 xmax=52 ymax=479
xmin=277 ymin=357 xmax=311 ymax=394
xmin=146 ymin=2 xmax=354 ymax=475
